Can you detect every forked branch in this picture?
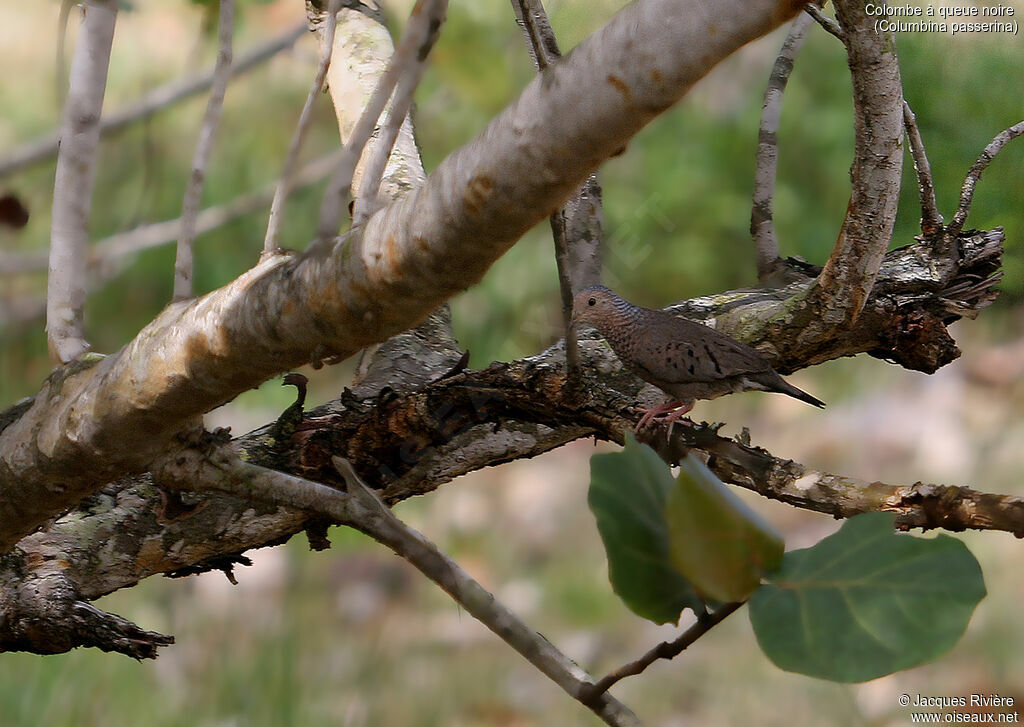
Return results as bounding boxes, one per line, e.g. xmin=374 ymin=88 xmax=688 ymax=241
xmin=153 ymin=440 xmax=643 ymax=727
xmin=949 ymin=120 xmax=1024 ymax=235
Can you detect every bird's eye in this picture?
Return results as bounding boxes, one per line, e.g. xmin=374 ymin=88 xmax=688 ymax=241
xmin=587 ymin=297 xmax=596 ymax=306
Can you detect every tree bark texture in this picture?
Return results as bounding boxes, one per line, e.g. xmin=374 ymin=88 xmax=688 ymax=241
xmin=0 ymin=224 xmax=1003 ymax=656
xmin=0 ymin=0 xmax=806 ymax=553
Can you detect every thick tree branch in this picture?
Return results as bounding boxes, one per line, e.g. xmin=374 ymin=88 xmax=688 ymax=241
xmin=47 ymin=0 xmax=118 ymax=363
xmin=751 ymin=12 xmax=814 ymax=284
xmin=0 ymin=0 xmax=805 ymax=552
xmin=799 ymin=0 xmax=903 ymax=338
xmin=0 ymin=223 xmax=1005 ymax=657
xmin=0 ymin=23 xmax=307 ymax=181
xmin=174 ymin=0 xmax=234 ymax=301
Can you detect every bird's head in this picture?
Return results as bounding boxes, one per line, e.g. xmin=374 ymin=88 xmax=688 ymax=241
xmin=570 ymin=285 xmax=618 ymax=330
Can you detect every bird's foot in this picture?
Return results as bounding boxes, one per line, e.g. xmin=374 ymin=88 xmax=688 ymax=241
xmin=634 ymin=401 xmax=694 ymax=431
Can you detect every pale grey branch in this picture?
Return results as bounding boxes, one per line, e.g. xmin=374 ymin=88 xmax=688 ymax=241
xmin=175 ymin=0 xmax=234 ymax=301
xmin=264 ymin=0 xmax=343 ymax=254
xmin=351 ymin=0 xmax=447 ymax=226
xmin=47 ymin=0 xmax=118 ymax=362
xmin=751 ymin=12 xmax=813 ymax=284
xmin=154 ymin=443 xmax=643 ymax=726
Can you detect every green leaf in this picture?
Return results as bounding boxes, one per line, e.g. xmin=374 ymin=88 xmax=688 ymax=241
xmin=749 ymin=512 xmax=986 ymax=683
xmin=588 ymin=435 xmax=705 ymax=624
xmin=665 ymin=454 xmax=784 ymax=603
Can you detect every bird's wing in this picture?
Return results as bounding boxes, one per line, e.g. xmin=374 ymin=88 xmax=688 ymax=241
xmin=630 ymin=311 xmax=771 ymax=385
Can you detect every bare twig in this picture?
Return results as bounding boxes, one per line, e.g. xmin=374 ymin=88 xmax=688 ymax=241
xmin=804 ymin=3 xmax=844 ymax=39
xmin=949 ymin=120 xmax=1024 ymax=235
xmin=581 ymin=603 xmax=743 ymax=703
xmin=174 ymin=0 xmax=234 ymax=301
xmin=264 ymin=0 xmax=343 ymax=255
xmin=751 ymin=12 xmax=813 ymax=284
xmin=351 ymin=0 xmax=448 ymax=226
xmin=1 ymin=151 xmax=341 ymax=280
xmin=47 ymin=0 xmax=118 ymax=363
xmin=512 ymin=0 xmax=605 ymax=377
xmin=156 ymin=444 xmax=643 ymax=727
xmin=0 ymin=23 xmax=306 ymax=181
xmin=902 ymin=101 xmax=942 ymax=236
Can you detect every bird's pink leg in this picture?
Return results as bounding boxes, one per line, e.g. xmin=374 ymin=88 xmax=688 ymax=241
xmin=635 ymin=401 xmax=694 ymax=430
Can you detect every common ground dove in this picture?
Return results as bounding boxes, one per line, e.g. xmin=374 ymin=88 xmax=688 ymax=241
xmin=571 ymin=286 xmax=825 ymax=428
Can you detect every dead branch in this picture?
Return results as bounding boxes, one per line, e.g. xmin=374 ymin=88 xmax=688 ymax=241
xmin=152 ymin=442 xmax=643 ymax=726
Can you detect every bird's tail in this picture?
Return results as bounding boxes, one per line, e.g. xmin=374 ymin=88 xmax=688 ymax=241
xmin=775 ymin=379 xmax=826 ymax=408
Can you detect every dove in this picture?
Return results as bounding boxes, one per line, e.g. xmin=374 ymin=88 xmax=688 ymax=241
xmin=570 ymin=285 xmax=825 ymax=428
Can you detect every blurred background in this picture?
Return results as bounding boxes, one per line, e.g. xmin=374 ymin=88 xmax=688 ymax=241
xmin=1 ymin=0 xmax=1022 ymax=725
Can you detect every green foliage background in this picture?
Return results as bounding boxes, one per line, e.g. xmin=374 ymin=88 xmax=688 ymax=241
xmin=0 ymin=1 xmax=1022 ymax=725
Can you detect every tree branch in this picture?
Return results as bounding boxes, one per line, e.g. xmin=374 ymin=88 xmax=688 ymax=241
xmin=351 ymin=0 xmax=448 ymax=226
xmin=949 ymin=120 xmax=1024 ymax=235
xmin=512 ymin=0 xmax=606 ymax=379
xmin=0 ymin=224 xmax=1004 ymax=656
xmin=902 ymin=100 xmax=943 ymax=236
xmin=314 ymin=3 xmax=434 ymax=242
xmin=751 ymin=11 xmax=814 ymax=284
xmin=47 ymin=0 xmax=118 ymax=363
xmin=581 ymin=602 xmax=743 ymax=703
xmin=804 ymin=3 xmax=843 ymax=39
xmin=799 ymin=0 xmax=903 ymax=339
xmin=174 ymin=0 xmax=234 ymax=301
xmin=0 ymin=152 xmax=341 ymax=280
xmin=150 ymin=438 xmax=643 ymax=726
xmin=0 ymin=23 xmax=307 ymax=181
xmin=0 ymin=0 xmax=806 ymax=551
xmin=264 ymin=0 xmax=342 ymax=254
